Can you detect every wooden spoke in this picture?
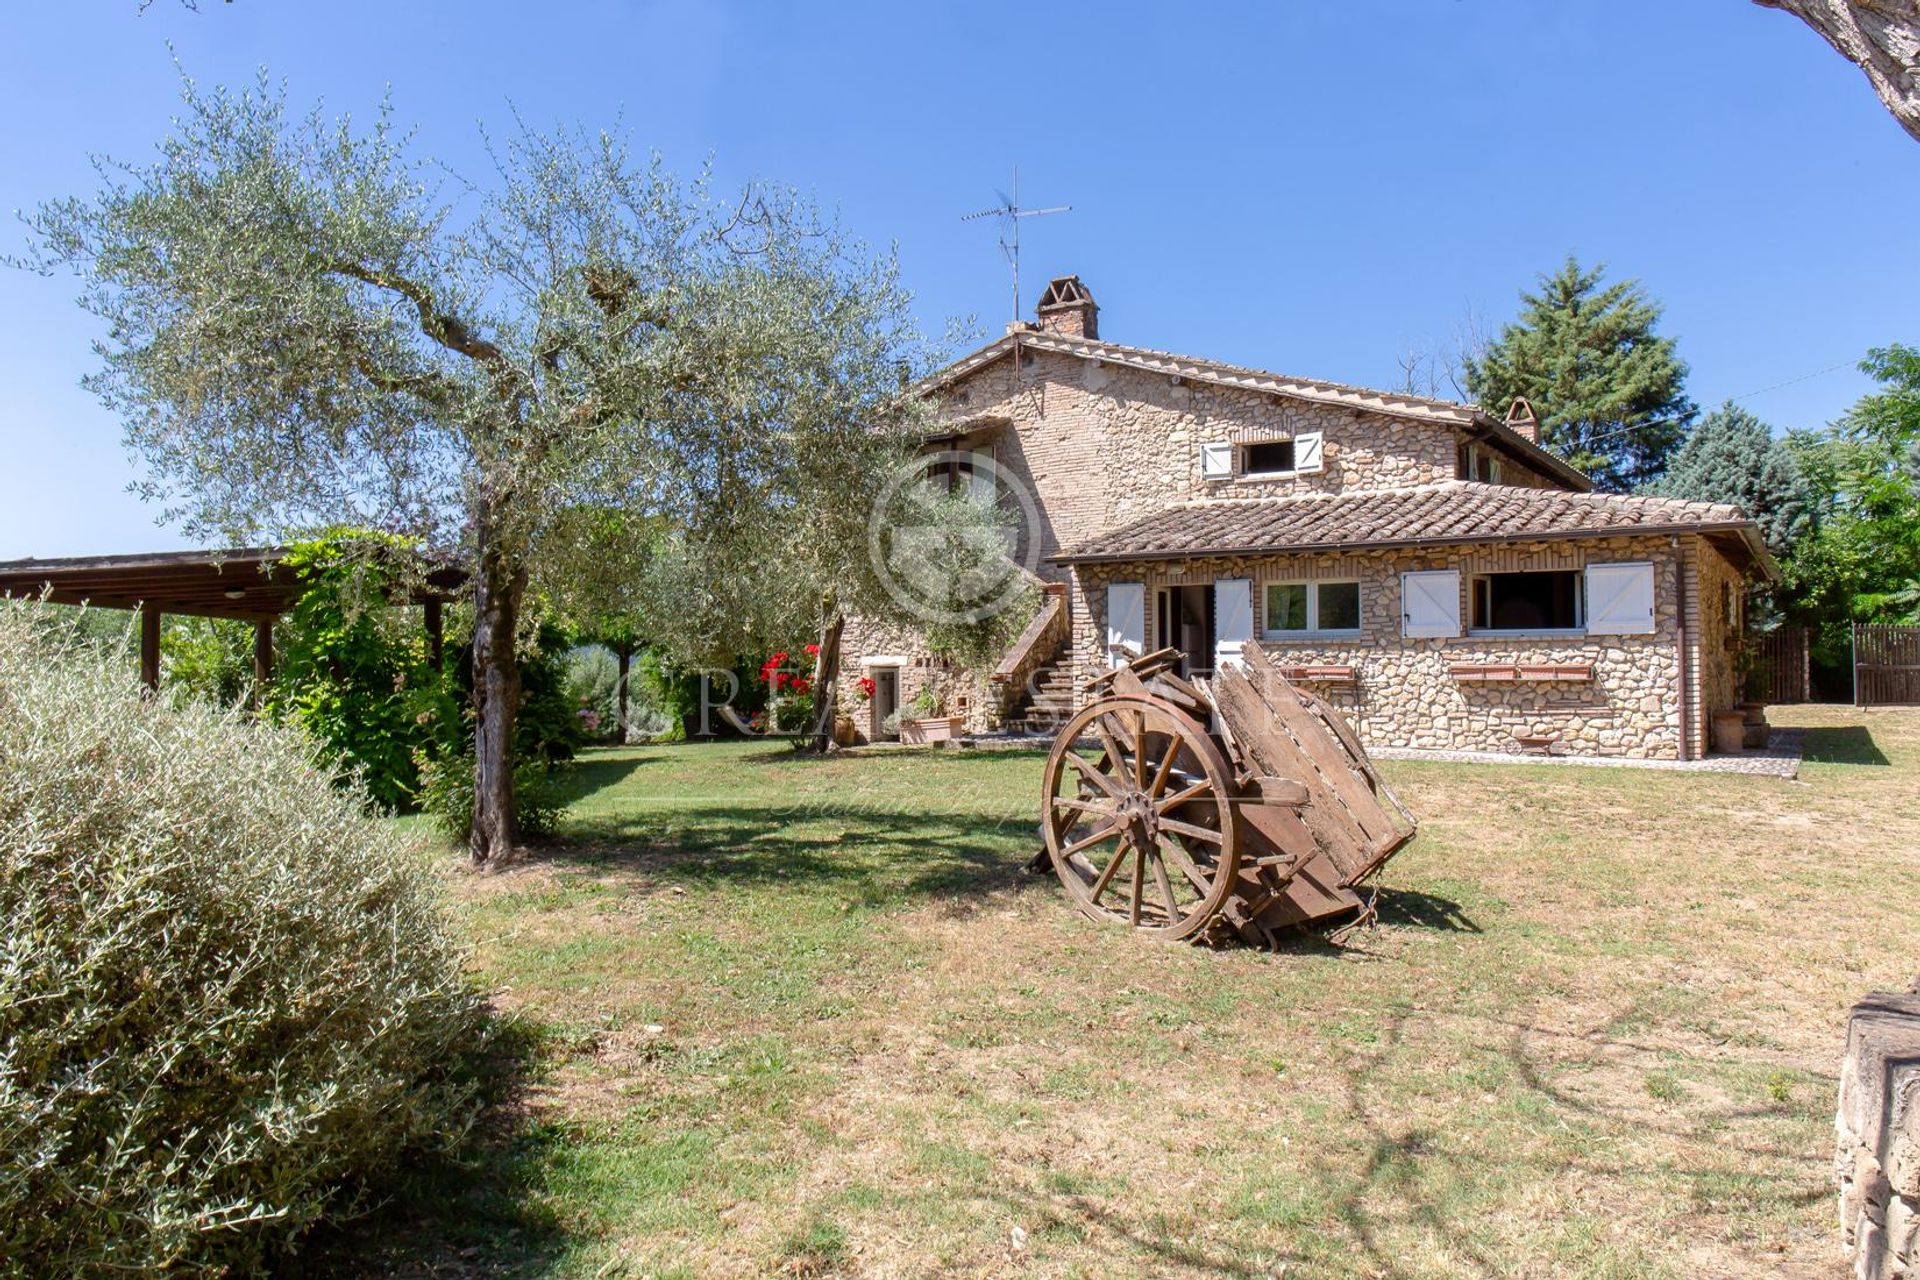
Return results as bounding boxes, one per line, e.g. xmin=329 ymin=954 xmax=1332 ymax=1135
xmin=1151 ymin=847 xmax=1181 ymax=922
xmin=1054 ymin=795 xmax=1118 ymax=820
xmin=1087 ymin=840 xmax=1131 ymax=903
xmin=1156 ymin=779 xmax=1213 ymax=813
xmin=1121 ymin=706 xmax=1136 ymax=794
xmin=1159 ymin=817 xmax=1226 ymax=845
xmin=1158 ymin=835 xmax=1213 ymax=894
xmin=1063 ymin=749 xmax=1123 ymax=799
xmin=1147 ymin=742 xmax=1180 ymax=799
xmin=1060 ymin=822 xmax=1123 ymax=860
xmin=1093 ymin=717 xmax=1131 ymax=784
xmin=1128 ymin=840 xmax=1145 ymax=926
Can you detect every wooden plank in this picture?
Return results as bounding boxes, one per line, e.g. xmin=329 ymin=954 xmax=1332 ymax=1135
xmin=1240 ymin=645 xmax=1402 ymax=851
xmin=1210 ymin=662 xmax=1372 ymax=880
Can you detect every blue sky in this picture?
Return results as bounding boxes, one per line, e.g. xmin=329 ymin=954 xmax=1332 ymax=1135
xmin=1 ymin=0 xmax=1914 ymax=556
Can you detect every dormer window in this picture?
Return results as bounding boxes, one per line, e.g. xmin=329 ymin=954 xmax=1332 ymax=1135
xmin=1243 ymin=440 xmax=1295 ymax=476
xmin=1459 ymin=442 xmax=1504 ymax=484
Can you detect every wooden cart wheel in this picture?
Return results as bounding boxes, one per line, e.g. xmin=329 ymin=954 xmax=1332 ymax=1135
xmin=1041 ymin=694 xmax=1241 ymax=940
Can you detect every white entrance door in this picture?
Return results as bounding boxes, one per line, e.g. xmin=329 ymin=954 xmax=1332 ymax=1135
xmin=1214 ymin=578 xmax=1253 ymax=671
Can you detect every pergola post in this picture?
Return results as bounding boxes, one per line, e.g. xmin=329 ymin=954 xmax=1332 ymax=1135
xmin=139 ymin=602 xmax=161 ymax=693
xmin=253 ymin=618 xmax=274 ymax=702
xmin=423 ymin=599 xmax=444 ymax=668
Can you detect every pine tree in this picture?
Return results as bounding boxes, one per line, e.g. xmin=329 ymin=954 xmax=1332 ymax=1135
xmin=1641 ymin=401 xmax=1812 ymax=555
xmin=1464 ymin=257 xmax=1695 ymax=491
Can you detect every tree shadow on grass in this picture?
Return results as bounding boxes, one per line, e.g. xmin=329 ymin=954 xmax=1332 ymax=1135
xmin=1800 ymin=724 xmax=1891 ymax=766
xmin=543 ymin=800 xmax=1048 ymax=906
xmin=291 ymin=1014 xmax=569 ymax=1279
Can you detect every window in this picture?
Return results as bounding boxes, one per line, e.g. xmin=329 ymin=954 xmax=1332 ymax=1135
xmin=1264 ymin=580 xmax=1362 ymax=637
xmin=1243 ymin=440 xmax=1295 ymax=475
xmin=1458 ymin=442 xmax=1503 ymax=484
xmin=1470 ymin=570 xmax=1584 ymax=632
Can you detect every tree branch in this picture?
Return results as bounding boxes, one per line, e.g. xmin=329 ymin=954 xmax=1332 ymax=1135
xmin=1757 ymin=0 xmax=1920 ymax=143
xmin=326 ymin=259 xmax=509 ymax=366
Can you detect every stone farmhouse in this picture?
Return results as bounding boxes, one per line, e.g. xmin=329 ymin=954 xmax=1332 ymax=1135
xmin=838 ymin=276 xmax=1775 ymax=761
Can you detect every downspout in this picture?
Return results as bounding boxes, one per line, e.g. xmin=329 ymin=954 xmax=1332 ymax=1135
xmin=1672 ymin=534 xmax=1690 ymax=762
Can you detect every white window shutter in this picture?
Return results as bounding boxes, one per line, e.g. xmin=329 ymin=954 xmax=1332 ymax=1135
xmin=1199 ymin=441 xmax=1232 ymax=480
xmin=1401 ymin=570 xmax=1461 ymax=638
xmin=1294 ymin=431 xmax=1324 ymax=474
xmin=1213 ymin=578 xmax=1253 ymax=670
xmin=1106 ymin=582 xmax=1145 ymax=667
xmin=1586 ymin=562 xmax=1656 ymax=634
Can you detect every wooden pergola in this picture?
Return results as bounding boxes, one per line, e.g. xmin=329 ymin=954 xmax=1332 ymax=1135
xmin=0 ymin=547 xmax=464 ymax=690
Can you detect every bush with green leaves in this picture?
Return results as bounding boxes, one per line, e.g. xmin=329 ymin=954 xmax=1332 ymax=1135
xmin=266 ymin=532 xmax=452 ymax=810
xmin=0 ymin=601 xmax=485 ymax=1276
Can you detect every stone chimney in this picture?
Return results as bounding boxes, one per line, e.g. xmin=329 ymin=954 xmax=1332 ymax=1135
xmin=1504 ymin=397 xmax=1541 ymax=444
xmin=1035 ymin=275 xmax=1098 ymax=340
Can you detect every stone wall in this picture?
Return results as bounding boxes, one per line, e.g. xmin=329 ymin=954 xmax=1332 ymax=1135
xmin=832 ymin=612 xmax=1000 ymax=743
xmin=1837 ymin=986 xmax=1920 ymax=1279
xmin=938 ymin=348 xmax=1566 ymax=577
xmin=1072 ymin=534 xmax=1699 ymax=759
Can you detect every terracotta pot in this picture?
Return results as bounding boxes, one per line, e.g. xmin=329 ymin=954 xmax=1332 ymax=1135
xmin=1738 ymin=700 xmax=1768 ymax=726
xmin=1711 ymin=710 xmax=1747 ymax=755
xmin=1743 ymin=720 xmax=1771 ymax=750
xmin=833 ymin=714 xmax=858 ymax=747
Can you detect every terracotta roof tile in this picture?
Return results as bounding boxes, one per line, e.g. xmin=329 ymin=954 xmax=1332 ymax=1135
xmin=1053 ymin=482 xmax=1772 ymax=573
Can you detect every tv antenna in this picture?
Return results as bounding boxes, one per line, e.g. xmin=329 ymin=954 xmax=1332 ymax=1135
xmin=962 ymin=166 xmax=1070 ymax=323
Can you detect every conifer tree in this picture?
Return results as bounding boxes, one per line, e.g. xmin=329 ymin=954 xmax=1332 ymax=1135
xmin=1464 ymin=257 xmax=1695 ymax=491
xmin=1641 ymin=401 xmax=1812 ymax=555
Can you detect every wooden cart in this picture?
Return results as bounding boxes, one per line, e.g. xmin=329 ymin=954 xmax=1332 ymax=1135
xmin=1039 ymin=642 xmax=1417 ymax=946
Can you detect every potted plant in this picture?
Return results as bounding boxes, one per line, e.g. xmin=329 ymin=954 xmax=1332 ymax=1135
xmin=899 ymin=686 xmax=964 ymax=745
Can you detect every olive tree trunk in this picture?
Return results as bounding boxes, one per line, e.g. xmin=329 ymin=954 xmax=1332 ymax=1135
xmin=807 ymin=611 xmax=846 ymax=754
xmin=471 ymin=527 xmax=527 ymax=866
xmin=615 ymin=643 xmax=632 ymax=743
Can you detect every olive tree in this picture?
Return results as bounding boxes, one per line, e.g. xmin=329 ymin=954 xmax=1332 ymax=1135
xmin=22 ymin=74 xmax=951 ymax=862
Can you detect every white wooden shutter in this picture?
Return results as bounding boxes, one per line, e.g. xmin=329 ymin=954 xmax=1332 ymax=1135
xmin=1106 ymin=581 xmax=1145 ymax=667
xmin=1294 ymin=431 xmax=1324 ymax=474
xmin=1199 ymin=441 xmax=1232 ymax=480
xmin=1214 ymin=578 xmax=1253 ymax=670
xmin=1401 ymin=570 xmax=1461 ymax=638
xmin=1585 ymin=562 xmax=1655 ymax=635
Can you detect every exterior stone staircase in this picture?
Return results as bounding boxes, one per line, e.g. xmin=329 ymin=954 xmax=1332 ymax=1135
xmin=1000 ymin=653 xmax=1076 ymax=735
xmin=986 ymin=581 xmax=1074 ymax=736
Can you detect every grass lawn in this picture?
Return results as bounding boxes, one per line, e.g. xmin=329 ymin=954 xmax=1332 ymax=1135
xmin=346 ymin=705 xmax=1919 ymax=1279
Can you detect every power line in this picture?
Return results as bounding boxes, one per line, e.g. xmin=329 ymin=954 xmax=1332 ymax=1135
xmin=1531 ymin=357 xmax=1860 ymax=450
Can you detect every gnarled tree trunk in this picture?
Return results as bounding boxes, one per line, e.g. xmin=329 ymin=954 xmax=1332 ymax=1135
xmin=1757 ymin=1 xmax=1920 ymax=143
xmin=471 ymin=518 xmax=527 ymax=866
xmin=807 ymin=608 xmax=846 ymax=754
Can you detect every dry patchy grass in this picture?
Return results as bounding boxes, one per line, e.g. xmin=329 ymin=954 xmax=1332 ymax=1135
xmin=341 ymin=706 xmax=1919 ymax=1279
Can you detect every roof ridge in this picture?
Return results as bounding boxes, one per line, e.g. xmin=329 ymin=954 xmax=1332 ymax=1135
xmin=1021 ymin=331 xmax=1487 ymax=416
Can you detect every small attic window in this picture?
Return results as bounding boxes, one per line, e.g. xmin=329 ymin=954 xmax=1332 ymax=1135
xmin=1242 ymin=440 xmax=1296 ymax=475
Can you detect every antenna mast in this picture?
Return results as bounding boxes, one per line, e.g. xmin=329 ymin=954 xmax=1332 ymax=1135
xmin=962 ymin=166 xmax=1070 ymax=323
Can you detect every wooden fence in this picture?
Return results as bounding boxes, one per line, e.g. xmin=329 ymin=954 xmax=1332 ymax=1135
xmin=1854 ymin=623 xmax=1920 ymax=706
xmin=1752 ymin=627 xmax=1809 ymax=704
